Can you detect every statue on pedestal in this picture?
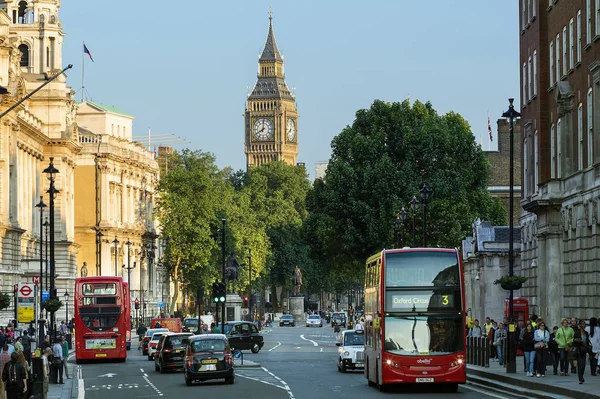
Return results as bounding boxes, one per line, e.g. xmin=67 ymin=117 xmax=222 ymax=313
xmin=224 ymin=250 xmax=239 ymax=293
xmin=292 ymin=265 xmax=303 ymax=296
xmin=80 ymin=261 xmax=88 ymax=277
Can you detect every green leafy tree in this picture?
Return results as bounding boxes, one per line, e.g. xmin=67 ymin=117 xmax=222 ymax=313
xmin=307 ymin=99 xmax=506 ymax=277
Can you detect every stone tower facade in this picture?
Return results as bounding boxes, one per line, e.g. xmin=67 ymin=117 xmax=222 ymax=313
xmin=244 ymin=13 xmax=298 ymax=169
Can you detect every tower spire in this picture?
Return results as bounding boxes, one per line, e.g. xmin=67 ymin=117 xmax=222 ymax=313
xmin=260 ymin=7 xmax=282 ymax=61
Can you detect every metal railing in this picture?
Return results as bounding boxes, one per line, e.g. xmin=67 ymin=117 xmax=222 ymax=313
xmin=466 ymin=336 xmax=492 ymax=367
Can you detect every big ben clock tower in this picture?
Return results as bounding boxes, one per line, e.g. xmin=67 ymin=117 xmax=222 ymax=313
xmin=244 ymin=12 xmax=298 ymax=169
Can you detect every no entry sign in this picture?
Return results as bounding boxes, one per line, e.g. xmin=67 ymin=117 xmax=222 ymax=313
xmin=17 ymin=284 xmax=34 ymax=298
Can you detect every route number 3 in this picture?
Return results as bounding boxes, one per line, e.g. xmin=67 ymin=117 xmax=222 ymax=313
xmin=442 ymin=295 xmax=449 ymax=306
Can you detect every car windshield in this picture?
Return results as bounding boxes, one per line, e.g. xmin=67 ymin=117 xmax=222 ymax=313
xmin=184 ymin=319 xmax=198 ymax=327
xmin=191 ymin=340 xmax=226 ymax=353
xmin=344 ymin=332 xmax=364 ymax=346
xmin=384 ymin=315 xmax=464 ymax=356
xmin=333 ymin=314 xmax=345 ymax=320
xmin=282 ymin=315 xmax=293 ymax=319
xmin=308 ymin=316 xmax=320 ymax=320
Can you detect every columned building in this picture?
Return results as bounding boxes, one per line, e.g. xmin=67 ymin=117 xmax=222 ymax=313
xmin=74 ymin=101 xmax=162 ymax=311
xmin=0 ymin=0 xmax=79 ymax=317
xmin=519 ymin=0 xmax=600 ymax=324
xmin=244 ymin=13 xmax=298 ymax=169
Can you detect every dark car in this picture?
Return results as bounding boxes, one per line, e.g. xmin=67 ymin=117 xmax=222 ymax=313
xmin=279 ymin=314 xmax=295 ymax=327
xmin=225 ymin=322 xmax=264 ymax=353
xmin=154 ymin=332 xmax=193 ymax=373
xmin=184 ymin=334 xmax=234 ymax=385
xmin=183 ymin=318 xmax=198 ymax=333
xmin=332 ymin=313 xmax=346 ymax=328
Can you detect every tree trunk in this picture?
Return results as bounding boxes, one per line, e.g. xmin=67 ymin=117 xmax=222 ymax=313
xmin=271 ymin=284 xmax=278 ymax=312
xmin=169 ymin=258 xmax=180 ymax=315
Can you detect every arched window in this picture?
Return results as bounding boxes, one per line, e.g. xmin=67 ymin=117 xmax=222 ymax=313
xmin=50 ymin=15 xmax=56 ymax=24
xmin=18 ymin=1 xmax=27 ymax=24
xmin=18 ymin=44 xmax=29 ymax=67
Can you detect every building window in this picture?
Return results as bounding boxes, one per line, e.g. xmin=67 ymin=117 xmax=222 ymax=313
xmin=578 ymin=10 xmax=582 ymax=62
xmin=523 ymin=137 xmax=529 ymax=196
xmin=522 ymin=62 xmax=527 ymax=103
xmin=533 ymin=50 xmax=538 ymax=95
xmin=534 ymin=130 xmax=539 ymax=192
xmin=587 ymin=0 xmax=592 ymax=44
xmin=551 ymin=123 xmax=556 ymax=178
xmin=550 ymin=41 xmax=554 ymax=86
xmin=569 ymin=19 xmax=574 ymax=69
xmin=578 ymin=103 xmax=584 ymax=170
xmin=557 ymin=119 xmax=562 ymax=177
xmin=556 ymin=34 xmax=561 ymax=82
xmin=597 ymin=0 xmax=600 ymax=36
xmin=528 ymin=57 xmax=532 ymax=100
xmin=522 ymin=0 xmax=526 ymax=30
xmin=562 ymin=27 xmax=567 ymax=76
xmin=588 ymin=88 xmax=594 ymax=165
xmin=18 ymin=44 xmax=29 ymax=67
xmin=532 ymin=0 xmax=536 ymax=19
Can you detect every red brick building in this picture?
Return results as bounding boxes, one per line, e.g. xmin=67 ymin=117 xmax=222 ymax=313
xmin=519 ymin=0 xmax=600 ymax=326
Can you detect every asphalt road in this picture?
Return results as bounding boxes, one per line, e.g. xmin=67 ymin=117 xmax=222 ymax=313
xmin=74 ymin=322 xmax=513 ymax=399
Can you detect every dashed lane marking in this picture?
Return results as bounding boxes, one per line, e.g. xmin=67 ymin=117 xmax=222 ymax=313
xmin=268 ymin=342 xmax=281 ymax=351
xmin=77 ymin=366 xmax=84 ymax=399
xmin=300 ymin=335 xmax=318 ymax=346
xmin=141 ymin=368 xmax=163 ymax=396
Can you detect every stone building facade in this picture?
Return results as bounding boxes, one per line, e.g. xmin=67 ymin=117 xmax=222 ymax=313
xmin=74 ymin=102 xmax=162 ymax=310
xmin=0 ymin=0 xmax=80 ymax=318
xmin=484 ymin=119 xmax=522 ymax=225
xmin=518 ymin=0 xmax=600 ymax=325
xmin=244 ymin=14 xmax=298 ymax=168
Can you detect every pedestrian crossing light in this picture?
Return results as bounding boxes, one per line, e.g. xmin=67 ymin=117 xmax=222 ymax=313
xmin=217 ymin=282 xmax=226 ymax=303
xmin=134 ymin=298 xmax=140 ymax=310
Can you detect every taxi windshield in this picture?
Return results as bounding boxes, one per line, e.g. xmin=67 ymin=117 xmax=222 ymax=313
xmin=344 ymin=332 xmax=364 ymax=346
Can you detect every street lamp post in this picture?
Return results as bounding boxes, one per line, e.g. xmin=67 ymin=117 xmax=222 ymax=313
xmin=395 ymin=207 xmax=408 ymax=248
xmin=247 ymin=251 xmax=252 ymax=322
xmin=112 ymin=236 xmax=120 ymax=276
xmin=42 ymin=157 xmax=59 ymax=343
xmin=409 ymin=196 xmax=419 ymax=247
xmin=221 ymin=218 xmax=226 ymax=333
xmin=43 ymin=219 xmax=49 ymax=293
xmin=420 ymin=184 xmax=432 ymax=247
xmin=35 ymin=197 xmax=47 ymax=295
xmin=96 ymin=229 xmax=104 ymax=276
xmin=64 ymin=290 xmax=69 ymax=326
xmin=502 ymin=98 xmax=521 ymax=374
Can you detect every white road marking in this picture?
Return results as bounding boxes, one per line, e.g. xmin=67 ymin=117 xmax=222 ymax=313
xmin=463 ymin=384 xmax=512 ymax=398
xmin=140 ymin=368 xmax=145 ymax=373
xmin=262 ymin=366 xmax=295 ymax=399
xmin=268 ymin=342 xmax=281 ymax=352
xmin=300 ymin=335 xmax=318 ymax=346
xmin=77 ymin=366 xmax=85 ymax=399
xmin=141 ymin=369 xmax=163 ymax=396
xmin=320 ymin=348 xmax=323 ymax=352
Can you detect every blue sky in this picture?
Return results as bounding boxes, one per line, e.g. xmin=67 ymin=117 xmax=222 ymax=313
xmin=60 ymin=1 xmax=519 ymax=178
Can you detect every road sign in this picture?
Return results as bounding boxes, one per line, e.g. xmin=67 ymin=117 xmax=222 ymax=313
xmin=42 ymin=290 xmax=50 ymax=302
xmin=157 ymin=301 xmax=164 ymax=308
xmin=32 ymin=276 xmax=40 ymax=286
xmin=17 ymin=284 xmax=34 ymax=298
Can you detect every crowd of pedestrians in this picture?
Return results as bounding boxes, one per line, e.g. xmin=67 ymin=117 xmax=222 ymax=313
xmin=468 ymin=315 xmax=600 ymax=385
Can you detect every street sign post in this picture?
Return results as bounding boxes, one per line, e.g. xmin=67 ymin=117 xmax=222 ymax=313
xmin=32 ymin=276 xmax=40 ymax=286
xmin=17 ymin=283 xmax=35 ymax=324
xmin=41 ymin=290 xmax=50 ymax=302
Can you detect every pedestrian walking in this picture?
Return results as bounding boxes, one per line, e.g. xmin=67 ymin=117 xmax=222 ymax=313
xmin=494 ymin=323 xmax=507 ymax=366
xmin=522 ymin=323 xmax=536 ymax=376
xmin=549 ymin=326 xmax=559 ymax=375
xmin=574 ymin=319 xmax=590 ymax=384
xmin=585 ymin=317 xmax=600 ymax=376
xmin=51 ymin=338 xmax=64 ymax=384
xmin=533 ymin=321 xmax=549 ymax=377
xmin=1 ymin=352 xmax=26 ymax=399
xmin=556 ymin=318 xmax=574 ymax=376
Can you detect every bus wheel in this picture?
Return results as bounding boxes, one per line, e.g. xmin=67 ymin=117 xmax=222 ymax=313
xmin=445 ymin=384 xmax=458 ymax=393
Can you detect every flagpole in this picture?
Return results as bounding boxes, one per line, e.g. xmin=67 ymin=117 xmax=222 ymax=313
xmin=488 ymin=111 xmax=491 ymax=151
xmin=82 ymin=41 xmax=85 ymax=103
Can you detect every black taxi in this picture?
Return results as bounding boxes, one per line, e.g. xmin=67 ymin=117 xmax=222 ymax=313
xmin=184 ymin=334 xmax=234 ymax=385
xmin=154 ymin=332 xmax=193 ymax=373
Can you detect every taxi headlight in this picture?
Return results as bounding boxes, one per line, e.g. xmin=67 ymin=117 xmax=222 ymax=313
xmin=344 ymin=351 xmax=350 ymax=356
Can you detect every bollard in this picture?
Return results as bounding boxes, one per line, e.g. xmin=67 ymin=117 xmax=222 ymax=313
xmin=31 ymin=356 xmax=44 ymax=399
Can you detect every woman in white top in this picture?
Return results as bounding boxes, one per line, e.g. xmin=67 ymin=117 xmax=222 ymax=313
xmin=585 ymin=317 xmax=600 ymax=376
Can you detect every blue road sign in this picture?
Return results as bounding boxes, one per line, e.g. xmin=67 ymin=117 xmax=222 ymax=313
xmin=41 ymin=290 xmax=49 ymax=302
xmin=157 ymin=301 xmax=164 ymax=308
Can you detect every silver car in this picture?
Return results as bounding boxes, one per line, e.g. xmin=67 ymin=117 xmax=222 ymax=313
xmin=306 ymin=315 xmax=323 ymax=327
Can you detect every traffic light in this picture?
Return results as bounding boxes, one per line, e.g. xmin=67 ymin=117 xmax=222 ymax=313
xmin=212 ymin=282 xmax=219 ymax=303
xmin=134 ymin=298 xmax=140 ymax=310
xmin=243 ymin=296 xmax=248 ymax=307
xmin=217 ymin=282 xmax=226 ymax=303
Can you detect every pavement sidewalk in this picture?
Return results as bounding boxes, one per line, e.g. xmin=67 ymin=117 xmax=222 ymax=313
xmin=467 ymin=360 xmax=600 ymax=399
xmin=47 ymin=349 xmax=77 ymax=399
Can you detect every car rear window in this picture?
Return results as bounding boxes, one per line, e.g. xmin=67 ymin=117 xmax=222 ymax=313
xmin=165 ymin=334 xmax=191 ymax=349
xmin=151 ymin=333 xmax=164 ymax=341
xmin=146 ymin=328 xmax=168 ymax=338
xmin=191 ymin=340 xmax=226 ymax=353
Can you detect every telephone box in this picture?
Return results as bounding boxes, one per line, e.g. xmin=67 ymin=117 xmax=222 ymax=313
xmin=504 ymin=297 xmax=530 ymax=325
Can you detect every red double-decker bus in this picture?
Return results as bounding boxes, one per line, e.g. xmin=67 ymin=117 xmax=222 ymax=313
xmin=363 ymin=248 xmax=466 ymax=392
xmin=74 ymin=276 xmax=129 ymax=362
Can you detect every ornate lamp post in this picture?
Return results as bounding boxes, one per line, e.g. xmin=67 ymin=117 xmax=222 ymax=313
xmin=64 ymin=290 xmax=70 ymax=326
xmin=409 ymin=196 xmax=419 ymax=247
xmin=42 ymin=157 xmax=59 ymax=343
xmin=502 ymin=98 xmax=521 ymax=374
xmin=395 ymin=207 xmax=408 ymax=247
xmin=43 ymin=219 xmax=49 ymax=292
xmin=122 ymin=238 xmax=136 ymax=285
xmin=420 ymin=184 xmax=432 ymax=247
xmin=35 ymin=197 xmax=47 ymax=294
xmin=221 ymin=218 xmax=226 ymax=333
xmin=112 ymin=236 xmax=120 ymax=276
xmin=96 ymin=229 xmax=104 ymax=276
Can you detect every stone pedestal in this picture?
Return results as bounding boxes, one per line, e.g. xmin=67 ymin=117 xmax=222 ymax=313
xmin=225 ymin=294 xmax=243 ymax=322
xmin=289 ymin=296 xmax=305 ymax=322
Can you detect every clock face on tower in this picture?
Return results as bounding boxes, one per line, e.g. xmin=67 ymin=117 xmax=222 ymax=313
xmin=253 ymin=118 xmax=274 ymax=140
xmin=286 ymin=118 xmax=296 ymax=142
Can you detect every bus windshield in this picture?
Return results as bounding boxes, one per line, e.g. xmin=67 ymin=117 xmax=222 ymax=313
xmin=385 ymin=252 xmax=459 ymax=287
xmin=384 ymin=315 xmax=464 ymax=356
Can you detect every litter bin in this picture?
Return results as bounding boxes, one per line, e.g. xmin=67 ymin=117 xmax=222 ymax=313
xmin=49 ymin=358 xmax=58 ymax=384
xmin=31 ymin=356 xmax=44 ymax=399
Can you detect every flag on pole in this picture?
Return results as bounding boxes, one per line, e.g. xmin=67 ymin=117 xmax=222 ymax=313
xmin=83 ymin=44 xmax=94 ymax=62
xmin=487 ymin=116 xmax=493 ymax=142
